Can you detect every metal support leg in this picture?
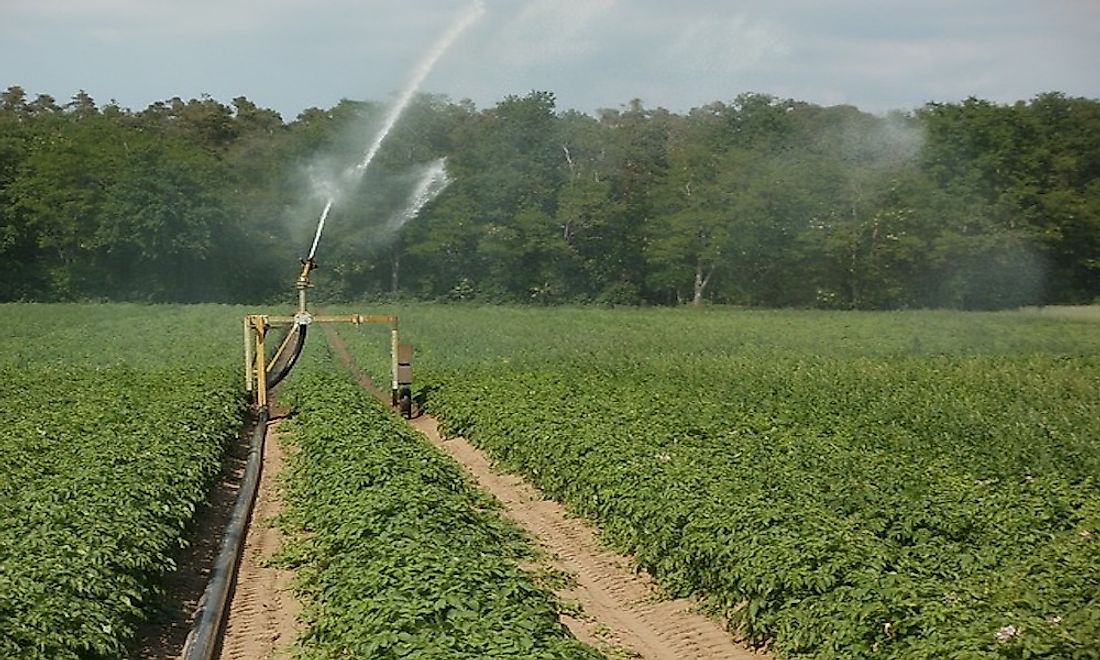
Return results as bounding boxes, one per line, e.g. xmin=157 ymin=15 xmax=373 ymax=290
xmin=390 ymin=323 xmax=399 ymax=405
xmin=254 ymin=319 xmax=268 ymax=409
xmin=243 ymin=316 xmax=254 ymax=392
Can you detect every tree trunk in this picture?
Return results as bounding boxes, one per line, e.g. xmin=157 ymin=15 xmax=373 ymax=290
xmin=562 ymin=144 xmax=577 ymax=180
xmin=692 ymin=263 xmax=712 ymax=305
xmin=849 ymin=202 xmax=861 ymax=307
xmin=391 ymin=248 xmax=400 ymax=294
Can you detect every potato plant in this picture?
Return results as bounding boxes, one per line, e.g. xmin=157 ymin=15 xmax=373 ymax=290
xmin=275 ymin=350 xmax=601 ymax=659
xmin=337 ymin=305 xmax=1100 ymax=658
xmin=0 ymin=366 xmax=245 ymax=658
xmin=0 ymin=304 xmax=247 ymax=658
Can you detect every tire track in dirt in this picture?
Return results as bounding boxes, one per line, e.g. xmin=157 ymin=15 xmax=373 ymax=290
xmin=325 ymin=326 xmax=763 ymax=660
xmin=217 ymin=416 xmax=300 ymax=660
xmin=412 ymin=415 xmax=761 ymax=660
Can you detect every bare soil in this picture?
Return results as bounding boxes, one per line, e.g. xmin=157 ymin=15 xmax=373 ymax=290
xmin=325 ymin=326 xmax=764 ymax=660
xmin=217 ymin=416 xmax=301 ymax=660
xmin=412 ymin=415 xmax=761 ymax=660
xmin=131 ymin=412 xmax=301 ymax=660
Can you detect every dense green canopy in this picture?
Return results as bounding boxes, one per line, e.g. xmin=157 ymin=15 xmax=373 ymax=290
xmin=1 ymin=86 xmax=1097 ymax=308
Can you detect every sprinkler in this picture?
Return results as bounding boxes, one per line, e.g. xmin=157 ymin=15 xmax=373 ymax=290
xmin=242 ymin=257 xmax=412 ymax=412
xmin=239 ymin=0 xmax=482 ymax=414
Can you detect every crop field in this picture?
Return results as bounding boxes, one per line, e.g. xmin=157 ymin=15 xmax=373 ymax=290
xmin=2 ymin=303 xmax=1098 ymax=659
xmin=274 ymin=346 xmax=600 ymax=658
xmin=0 ymin=304 xmax=247 ymax=658
xmin=0 ymin=303 xmax=604 ymax=659
xmin=335 ymin=305 xmax=1100 ymax=658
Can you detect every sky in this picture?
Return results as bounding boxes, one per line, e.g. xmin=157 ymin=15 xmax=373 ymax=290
xmin=2 ymin=0 xmax=1099 ymax=120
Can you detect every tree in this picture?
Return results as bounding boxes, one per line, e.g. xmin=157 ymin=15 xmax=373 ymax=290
xmin=65 ymin=90 xmax=98 ymax=120
xmin=645 ymin=113 xmax=728 ymax=304
xmin=1 ymin=86 xmax=28 ymax=115
xmin=595 ymin=99 xmax=672 ymax=302
xmin=1 ymin=87 xmax=1096 ymax=307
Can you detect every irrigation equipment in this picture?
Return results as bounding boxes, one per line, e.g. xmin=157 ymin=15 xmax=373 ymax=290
xmin=185 ymin=263 xmax=414 ymax=659
xmin=238 ymin=1 xmax=484 ymax=414
xmin=242 ymin=257 xmax=413 ymax=412
xmin=184 ymin=7 xmax=482 ymax=656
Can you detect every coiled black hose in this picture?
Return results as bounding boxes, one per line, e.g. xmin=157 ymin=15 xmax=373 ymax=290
xmin=265 ymin=322 xmax=308 ymax=390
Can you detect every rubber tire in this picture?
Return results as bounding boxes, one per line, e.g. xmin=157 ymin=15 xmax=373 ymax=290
xmin=398 ymin=387 xmax=412 ymax=419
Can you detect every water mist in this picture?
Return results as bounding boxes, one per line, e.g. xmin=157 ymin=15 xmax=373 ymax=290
xmin=305 ymin=0 xmax=485 ymax=261
xmin=386 ymin=158 xmax=451 ymax=232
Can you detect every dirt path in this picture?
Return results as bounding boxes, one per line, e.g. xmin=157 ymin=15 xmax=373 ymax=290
xmin=217 ymin=416 xmax=300 ymax=660
xmin=412 ymin=415 xmax=759 ymax=660
xmin=325 ymin=326 xmax=762 ymax=660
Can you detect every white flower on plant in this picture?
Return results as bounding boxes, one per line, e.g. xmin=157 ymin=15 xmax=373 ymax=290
xmin=995 ymin=625 xmax=1019 ymax=642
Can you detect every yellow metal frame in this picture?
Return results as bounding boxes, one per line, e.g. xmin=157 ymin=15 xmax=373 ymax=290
xmin=242 ymin=258 xmax=404 ymax=408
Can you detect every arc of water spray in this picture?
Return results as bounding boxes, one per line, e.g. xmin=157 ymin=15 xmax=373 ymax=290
xmin=306 ymin=0 xmax=485 ymax=261
xmin=386 ymin=158 xmax=451 ymax=232
xmin=307 ymin=199 xmax=334 ymax=262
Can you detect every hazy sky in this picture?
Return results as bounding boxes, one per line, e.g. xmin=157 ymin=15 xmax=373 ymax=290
xmin=3 ymin=0 xmax=1098 ymax=119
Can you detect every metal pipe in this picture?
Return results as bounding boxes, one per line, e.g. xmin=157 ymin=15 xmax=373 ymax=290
xmin=243 ymin=317 xmax=253 ymax=392
xmin=182 ymin=406 xmax=269 ymax=660
xmin=295 ymin=258 xmax=315 ymax=315
xmin=390 ymin=321 xmax=399 ymax=399
xmin=268 ymin=323 xmax=298 ymax=376
xmin=254 ymin=320 xmax=268 ymax=409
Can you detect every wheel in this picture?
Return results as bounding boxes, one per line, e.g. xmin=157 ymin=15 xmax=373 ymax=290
xmin=398 ymin=387 xmax=412 ymax=419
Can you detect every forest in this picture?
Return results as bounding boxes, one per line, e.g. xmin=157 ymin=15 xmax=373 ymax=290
xmin=1 ymin=85 xmax=1097 ymax=308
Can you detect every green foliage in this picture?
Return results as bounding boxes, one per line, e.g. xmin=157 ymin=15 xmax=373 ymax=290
xmin=275 ymin=348 xmax=601 ymax=659
xmin=1 ymin=86 xmax=1098 ymax=307
xmin=0 ymin=302 xmax=252 ymax=368
xmin=337 ymin=305 xmax=1100 ymax=658
xmin=0 ymin=304 xmax=247 ymax=658
xmin=0 ymin=368 xmax=245 ymax=659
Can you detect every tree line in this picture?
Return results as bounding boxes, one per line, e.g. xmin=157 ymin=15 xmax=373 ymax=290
xmin=1 ymin=85 xmax=1097 ymax=308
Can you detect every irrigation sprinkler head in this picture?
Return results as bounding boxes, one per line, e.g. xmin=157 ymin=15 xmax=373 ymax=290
xmin=296 ymin=257 xmax=317 ymax=315
xmin=296 ymin=257 xmax=317 ymax=289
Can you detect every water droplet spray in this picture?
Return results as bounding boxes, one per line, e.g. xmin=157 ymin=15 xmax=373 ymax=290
xmin=385 ymin=158 xmax=451 ymax=232
xmin=306 ymin=0 xmax=485 ymax=261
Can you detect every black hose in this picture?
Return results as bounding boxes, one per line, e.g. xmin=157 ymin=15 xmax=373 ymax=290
xmin=266 ymin=322 xmax=308 ymax=390
xmin=182 ymin=406 xmax=269 ymax=660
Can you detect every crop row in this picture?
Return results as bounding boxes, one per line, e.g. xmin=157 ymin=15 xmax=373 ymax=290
xmin=426 ymin=355 xmax=1100 ymax=658
xmin=334 ymin=306 xmax=1100 ymax=658
xmin=0 ymin=365 xmax=245 ymax=659
xmin=0 ymin=303 xmax=250 ymax=369
xmin=274 ymin=352 xmax=601 ymax=659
